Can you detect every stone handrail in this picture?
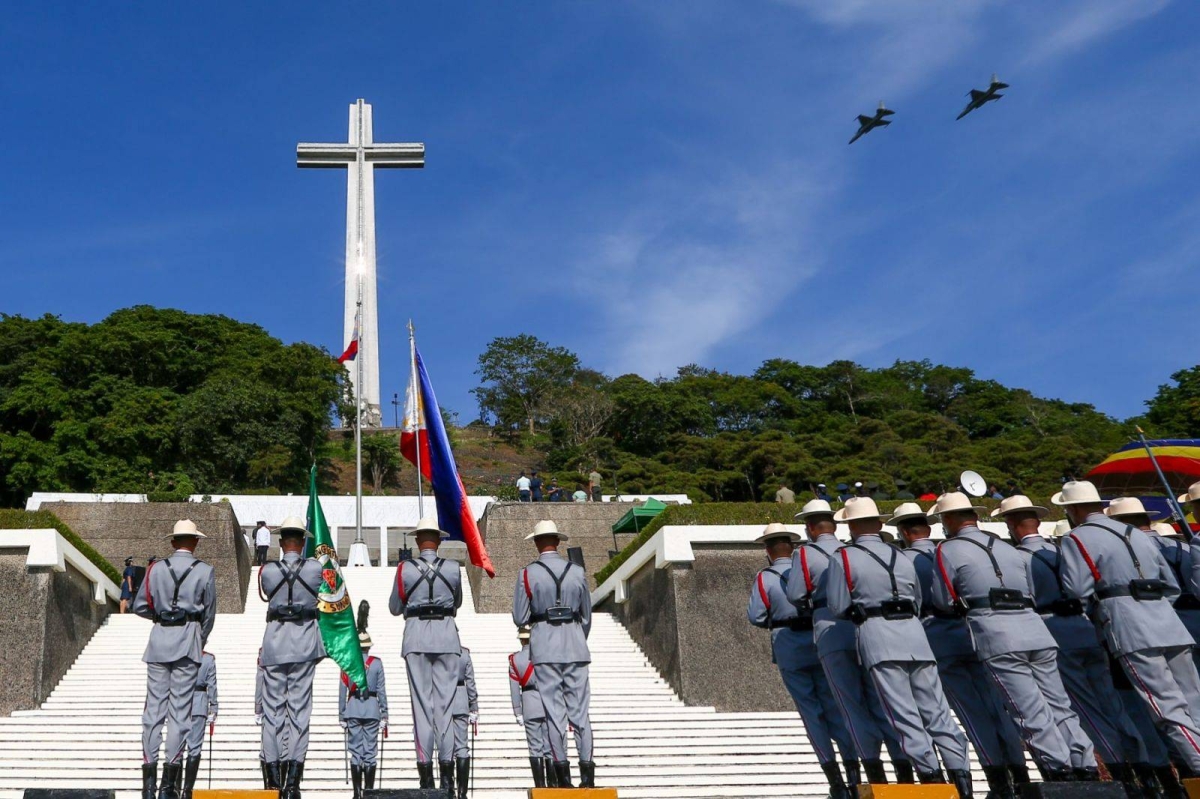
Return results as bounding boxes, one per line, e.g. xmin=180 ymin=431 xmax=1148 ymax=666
xmin=0 ymin=528 xmax=121 ymax=604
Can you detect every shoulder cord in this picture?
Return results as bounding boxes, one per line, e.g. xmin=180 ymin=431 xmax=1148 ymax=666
xmin=845 ymin=543 xmax=900 ymax=598
xmin=411 ymin=557 xmax=455 ymax=602
xmin=162 ymin=559 xmax=200 ymax=609
xmin=954 ymin=535 xmax=1006 ymax=587
xmin=1076 ymin=522 xmax=1144 ymax=578
xmin=530 ymin=559 xmax=573 ymax=605
xmin=267 ymin=559 xmax=319 ymax=604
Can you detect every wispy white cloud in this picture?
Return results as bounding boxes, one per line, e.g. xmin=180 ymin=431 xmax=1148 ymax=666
xmin=1020 ymin=0 xmax=1171 ymax=67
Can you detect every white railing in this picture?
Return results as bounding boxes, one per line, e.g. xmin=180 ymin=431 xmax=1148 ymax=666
xmin=0 ymin=528 xmax=120 ymax=604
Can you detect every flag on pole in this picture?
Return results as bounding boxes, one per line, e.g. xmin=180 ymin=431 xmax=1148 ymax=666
xmin=303 ymin=464 xmax=367 ymax=687
xmin=401 ymin=344 xmax=496 ymax=577
xmin=337 ymin=311 xmax=360 ymax=364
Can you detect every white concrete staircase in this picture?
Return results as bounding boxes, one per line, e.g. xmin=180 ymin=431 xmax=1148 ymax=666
xmin=0 ymin=566 xmax=875 ymax=797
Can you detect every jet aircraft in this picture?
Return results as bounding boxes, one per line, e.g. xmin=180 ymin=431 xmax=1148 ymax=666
xmin=957 ymin=74 xmax=1008 ymax=120
xmin=849 ymin=102 xmax=894 ymax=144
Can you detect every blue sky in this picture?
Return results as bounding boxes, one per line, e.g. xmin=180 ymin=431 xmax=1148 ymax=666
xmin=2 ymin=1 xmax=1196 ymax=421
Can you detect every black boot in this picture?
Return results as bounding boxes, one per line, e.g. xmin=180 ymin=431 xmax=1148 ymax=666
xmin=181 ymin=756 xmax=201 ymax=799
xmin=580 ymin=760 xmax=596 ymax=788
xmin=863 ymin=759 xmax=889 ymax=784
xmin=1134 ymin=763 xmax=1163 ymax=799
xmin=267 ymin=761 xmax=283 ymax=790
xmin=530 ymin=757 xmax=547 ymax=788
xmin=350 ymin=764 xmax=362 ymax=799
xmin=553 ymin=760 xmax=574 ymax=788
xmin=142 ymin=763 xmax=158 ymax=799
xmin=1076 ymin=767 xmax=1101 ymax=782
xmin=918 ymin=769 xmax=947 ymax=784
xmin=894 ymin=761 xmax=916 ymax=784
xmin=157 ymin=763 xmax=180 ymax=799
xmin=845 ymin=759 xmax=863 ymax=799
xmin=260 ymin=760 xmax=269 ymax=789
xmin=1009 ymin=765 xmax=1031 ymax=787
xmin=822 ymin=761 xmax=851 ymax=799
xmin=364 ymin=764 xmax=376 ymax=790
xmin=417 ymin=761 xmax=435 ymax=789
xmin=1109 ymin=762 xmax=1143 ymax=799
xmin=1046 ymin=766 xmax=1077 ymax=782
xmin=283 ymin=760 xmax=304 ymax=799
xmin=439 ymin=760 xmax=456 ymax=794
xmin=1156 ymin=765 xmax=1186 ymax=799
xmin=950 ymin=769 xmax=974 ymax=799
xmin=457 ymin=758 xmax=470 ymax=798
xmin=982 ymin=765 xmax=1014 ymax=799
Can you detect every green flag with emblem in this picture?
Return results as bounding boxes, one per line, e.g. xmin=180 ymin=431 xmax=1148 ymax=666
xmin=303 ymin=464 xmax=366 ymax=688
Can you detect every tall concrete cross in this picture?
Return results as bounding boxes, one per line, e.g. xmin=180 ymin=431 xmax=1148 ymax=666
xmin=297 ymin=99 xmax=424 ymax=427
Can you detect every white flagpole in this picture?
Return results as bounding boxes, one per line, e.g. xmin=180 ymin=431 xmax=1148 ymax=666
xmin=409 ymin=320 xmax=425 ymax=518
xmin=355 ymin=279 xmax=364 ymax=546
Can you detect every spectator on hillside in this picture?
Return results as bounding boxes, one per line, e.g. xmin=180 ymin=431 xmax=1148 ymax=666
xmin=774 ymin=483 xmax=795 ymax=504
xmin=254 ymin=521 xmax=271 ymax=567
xmin=836 ymin=483 xmax=852 ymax=501
xmin=853 ymin=481 xmax=868 ymax=498
xmin=573 ymin=484 xmax=589 ymax=503
xmin=988 ymin=484 xmax=1005 ymax=500
xmin=530 ymin=471 xmax=544 ymax=502
xmin=546 ymin=479 xmax=562 ymax=503
xmin=516 ymin=471 xmax=532 ymax=502
xmin=893 ymin=479 xmax=915 ymax=500
xmin=868 ymin=481 xmax=890 ymax=501
xmin=120 ymin=556 xmax=137 ymax=613
xmin=917 ymin=489 xmax=937 ymax=502
xmin=815 ymin=483 xmax=832 ymax=502
xmin=1007 ymin=480 xmax=1021 ymax=497
xmin=589 ymin=469 xmax=603 ymax=502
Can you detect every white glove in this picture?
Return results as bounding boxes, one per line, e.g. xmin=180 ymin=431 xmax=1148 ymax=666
xmin=255 ymin=713 xmax=263 ymax=726
xmin=468 ymin=711 xmax=479 ymax=725
xmin=515 ymin=714 xmax=524 ymax=726
xmin=340 ymin=720 xmax=348 ymax=730
xmin=207 ymin=712 xmax=217 ymax=724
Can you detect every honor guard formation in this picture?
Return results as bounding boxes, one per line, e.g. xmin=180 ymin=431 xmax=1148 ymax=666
xmin=750 ymin=480 xmax=1200 ymax=799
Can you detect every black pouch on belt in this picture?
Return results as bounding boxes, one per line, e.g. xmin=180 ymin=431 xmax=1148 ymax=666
xmin=881 ymin=598 xmax=917 ymax=620
xmin=988 ymin=587 xmax=1027 ymax=611
xmin=1130 ymin=579 xmax=1165 ymax=601
xmin=546 ymin=605 xmax=575 ymax=624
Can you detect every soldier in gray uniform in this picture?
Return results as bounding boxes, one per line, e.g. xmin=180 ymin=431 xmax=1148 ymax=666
xmin=786 ymin=500 xmax=913 ymax=786
xmin=826 ymin=499 xmax=972 ymax=796
xmin=389 ymin=515 xmax=463 ymax=792
xmin=890 ymin=503 xmax=1028 ymax=799
xmin=1056 ymin=481 xmax=1200 ymax=776
xmin=512 ymin=520 xmax=595 ymax=788
xmin=180 ymin=651 xmax=217 ymax=799
xmin=929 ymin=492 xmax=1094 ymax=782
xmin=748 ymin=522 xmax=854 ymax=798
xmin=254 ymin=647 xmax=282 ymax=790
xmin=451 ymin=647 xmax=479 ymax=799
xmin=340 ymin=631 xmax=388 ymax=799
xmin=133 ymin=519 xmax=217 ymax=799
xmin=510 ymin=627 xmax=555 ymax=788
xmin=997 ymin=495 xmax=1148 ymax=794
xmin=258 ymin=515 xmax=326 ymax=798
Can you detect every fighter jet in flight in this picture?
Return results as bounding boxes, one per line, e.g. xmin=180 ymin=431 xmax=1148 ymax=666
xmin=957 ymin=74 xmax=1008 ymax=120
xmin=849 ymin=102 xmax=895 ymax=144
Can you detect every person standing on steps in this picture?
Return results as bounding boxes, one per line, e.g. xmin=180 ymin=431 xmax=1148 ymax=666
xmin=451 ymin=646 xmax=479 ymax=798
xmin=254 ymin=521 xmax=271 ymax=567
xmin=340 ymin=630 xmax=388 ymax=799
xmin=389 ymin=516 xmax=463 ymax=793
xmin=179 ymin=650 xmax=217 ymax=799
xmin=133 ymin=519 xmax=217 ymax=799
xmin=589 ymin=468 xmax=603 ymax=502
xmin=513 ymin=520 xmax=596 ymax=788
xmin=748 ymin=522 xmax=854 ymax=799
xmin=258 ymin=516 xmax=326 ymax=798
xmin=826 ymin=498 xmax=973 ymax=796
xmin=510 ymin=626 xmax=556 ymax=788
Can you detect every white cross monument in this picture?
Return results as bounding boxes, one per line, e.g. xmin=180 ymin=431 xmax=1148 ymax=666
xmin=297 ymin=99 xmax=424 ymax=428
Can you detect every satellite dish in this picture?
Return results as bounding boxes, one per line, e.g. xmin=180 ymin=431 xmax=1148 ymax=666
xmin=960 ymin=470 xmax=988 ymax=498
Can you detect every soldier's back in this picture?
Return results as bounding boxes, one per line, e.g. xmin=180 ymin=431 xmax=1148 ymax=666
xmin=259 ymin=553 xmax=326 ymax=666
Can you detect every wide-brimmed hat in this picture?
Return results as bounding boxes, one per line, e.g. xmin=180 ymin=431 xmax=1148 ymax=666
xmin=524 ymin=519 xmax=570 ymax=542
xmin=927 ymin=492 xmax=986 ymax=520
xmin=833 ymin=497 xmax=889 ymax=522
xmin=990 ymin=495 xmax=1049 ymax=519
xmin=518 ymin=626 xmax=531 ymax=640
xmin=1178 ymin=481 xmax=1200 ymax=505
xmin=358 ymin=632 xmax=373 ymax=648
xmin=753 ymin=522 xmax=803 ymax=545
xmin=1051 ymin=480 xmax=1105 ymax=507
xmin=1153 ymin=522 xmax=1178 ymax=537
xmin=794 ymin=499 xmax=835 ymax=521
xmin=168 ymin=519 xmax=207 ymax=540
xmin=886 ymin=502 xmax=929 ymax=526
xmin=1106 ymin=497 xmax=1162 ymax=521
xmin=278 ymin=516 xmax=313 ymax=539
xmin=412 ymin=516 xmax=451 ymax=540
xmin=1052 ymin=519 xmax=1072 ymax=538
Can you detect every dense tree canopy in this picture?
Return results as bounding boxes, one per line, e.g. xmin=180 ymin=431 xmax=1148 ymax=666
xmin=0 ymin=307 xmax=346 ymax=505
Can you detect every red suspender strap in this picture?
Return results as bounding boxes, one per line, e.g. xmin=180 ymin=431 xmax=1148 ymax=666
xmin=519 ymin=662 xmax=535 ymax=687
xmin=800 ymin=547 xmax=814 ymax=593
xmin=509 ymin=654 xmax=519 ymax=681
xmin=523 ymin=568 xmax=532 ymax=598
xmin=144 ymin=562 xmax=156 ymax=613
xmin=840 ymin=548 xmax=854 ymax=592
xmin=366 ymin=656 xmax=376 ymax=669
xmin=341 ymin=672 xmax=350 ymax=688
xmin=1068 ymin=534 xmax=1102 ymax=582
xmin=397 ymin=563 xmax=408 ymax=603
xmin=936 ymin=543 xmax=959 ymax=602
xmin=756 ymin=572 xmax=771 ymax=611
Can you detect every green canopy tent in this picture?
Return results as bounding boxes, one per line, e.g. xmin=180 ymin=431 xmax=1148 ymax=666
xmin=611 ymin=497 xmax=667 ymax=538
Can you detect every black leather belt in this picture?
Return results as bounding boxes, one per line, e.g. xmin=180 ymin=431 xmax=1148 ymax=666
xmin=1097 ymin=580 xmax=1166 ymax=602
xmin=1177 ymin=594 xmax=1200 ymax=611
xmin=784 ymin=617 xmax=814 ymax=632
xmin=456 ymin=681 xmax=465 ymax=687
xmin=405 ymin=607 xmax=454 ymax=620
xmin=193 ymin=687 xmax=208 ymax=693
xmin=849 ymin=599 xmax=918 ymax=625
xmin=154 ymin=610 xmax=204 ymax=626
xmin=1037 ymin=598 xmax=1084 ymax=617
xmin=520 ymin=685 xmax=537 ymax=693
xmin=964 ymin=594 xmax=1034 ymax=611
xmin=922 ymin=608 xmax=962 ymax=620
xmin=530 ymin=611 xmax=582 ymax=625
xmin=267 ymin=606 xmax=319 ymax=622
xmin=349 ymin=690 xmax=377 ymax=699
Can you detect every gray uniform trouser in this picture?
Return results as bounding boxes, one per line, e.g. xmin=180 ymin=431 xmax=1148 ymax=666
xmin=1058 ymin=646 xmax=1143 ymax=764
xmin=820 ymin=649 xmax=904 ymax=762
xmin=983 ymin=648 xmax=1092 ymax=771
xmin=524 ymin=718 xmax=550 ymax=758
xmin=869 ymin=661 xmax=970 ymax=774
xmin=453 ymin=714 xmax=471 ymax=759
xmin=779 ymin=663 xmax=853 ymax=765
xmin=184 ymin=715 xmax=207 ymax=757
xmin=142 ymin=659 xmax=199 ymax=765
xmin=406 ymin=653 xmax=456 ymax=764
xmin=534 ymin=662 xmax=593 ymax=762
xmin=1120 ymin=645 xmax=1200 ymax=772
xmin=261 ymin=660 xmax=317 ymax=762
xmin=937 ymin=654 xmax=1026 ymax=767
xmin=346 ymin=719 xmax=380 ymax=766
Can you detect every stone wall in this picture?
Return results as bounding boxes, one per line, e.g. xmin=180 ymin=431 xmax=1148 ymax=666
xmin=0 ymin=553 xmax=115 ymax=715
xmin=467 ymin=502 xmax=641 ymax=614
xmin=44 ymin=502 xmax=251 ymax=613
xmin=597 ymin=542 xmax=792 ymax=713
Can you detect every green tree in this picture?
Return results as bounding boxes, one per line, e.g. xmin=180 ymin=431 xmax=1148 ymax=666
xmin=362 ymin=433 xmax=402 ymax=494
xmin=472 ymin=334 xmax=580 ymax=434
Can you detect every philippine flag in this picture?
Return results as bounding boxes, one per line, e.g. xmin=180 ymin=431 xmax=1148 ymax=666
xmin=401 ymin=345 xmax=495 ymax=577
xmin=337 ymin=312 xmax=360 ymax=364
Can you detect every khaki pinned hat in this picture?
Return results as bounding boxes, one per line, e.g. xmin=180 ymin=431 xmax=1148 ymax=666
xmin=412 ymin=516 xmax=451 ymax=540
xmin=833 ymin=497 xmax=889 ymax=522
xmin=886 ymin=502 xmax=929 ymax=526
xmin=278 ymin=516 xmax=313 ymax=539
xmin=1052 ymin=519 xmax=1072 ymax=538
xmin=753 ymin=522 xmax=803 ymax=544
xmin=927 ymin=492 xmax=986 ymax=520
xmin=1105 ymin=497 xmax=1162 ymax=521
xmin=990 ymin=495 xmax=1049 ymax=519
xmin=1051 ymin=480 xmax=1104 ymax=506
xmin=794 ymin=499 xmax=835 ymax=521
xmin=168 ymin=519 xmax=207 ymax=540
xmin=1153 ymin=521 xmax=1178 ymax=537
xmin=518 ymin=626 xmax=532 ymax=640
xmin=358 ymin=631 xmax=373 ymax=648
xmin=1177 ymin=481 xmax=1200 ymax=505
xmin=525 ymin=519 xmax=570 ymax=542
